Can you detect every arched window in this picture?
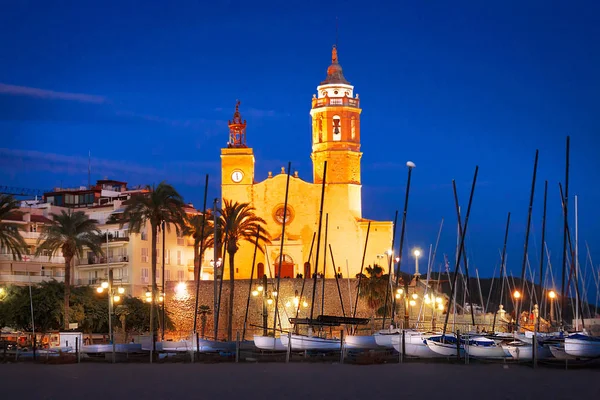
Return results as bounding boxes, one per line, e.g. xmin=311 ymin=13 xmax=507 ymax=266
xmin=332 ymin=115 xmax=341 ymax=141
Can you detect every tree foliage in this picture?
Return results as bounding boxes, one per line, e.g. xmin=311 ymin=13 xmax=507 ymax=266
xmin=219 ymin=199 xmax=270 ymax=340
xmin=0 ymin=194 xmax=28 ymax=260
xmin=35 ymin=210 xmax=103 ymax=329
xmin=0 ymin=281 xmax=172 ymax=339
xmin=356 ymin=264 xmax=390 ymax=317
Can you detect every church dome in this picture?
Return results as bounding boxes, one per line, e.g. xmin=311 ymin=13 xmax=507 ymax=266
xmin=321 ymin=45 xmax=350 ymax=85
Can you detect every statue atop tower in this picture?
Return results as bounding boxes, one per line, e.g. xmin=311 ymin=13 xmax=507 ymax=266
xmin=228 ymin=100 xmax=247 ymax=148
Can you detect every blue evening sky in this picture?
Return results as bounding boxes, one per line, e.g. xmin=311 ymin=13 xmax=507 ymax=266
xmin=1 ymin=1 xmax=599 ymax=291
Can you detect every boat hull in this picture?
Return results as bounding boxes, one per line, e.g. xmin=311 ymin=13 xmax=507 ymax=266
xmin=391 ymin=334 xmax=444 ymax=358
xmin=503 ymin=344 xmax=552 ymax=360
xmin=280 ymin=334 xmax=341 ymax=351
xmin=254 ymin=335 xmax=286 ymax=351
xmin=548 ymin=344 xmax=576 ymax=360
xmin=373 ymin=331 xmax=398 ymax=348
xmin=425 ymin=339 xmax=464 ymax=357
xmin=466 ymin=344 xmax=507 ymax=359
xmin=564 ymin=337 xmax=600 ymax=358
xmin=344 ymin=335 xmax=380 ymax=349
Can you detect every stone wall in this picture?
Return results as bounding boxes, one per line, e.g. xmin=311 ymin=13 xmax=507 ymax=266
xmin=165 ymin=278 xmax=381 ymax=340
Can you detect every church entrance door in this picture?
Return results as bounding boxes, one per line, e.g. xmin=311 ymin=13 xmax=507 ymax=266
xmin=256 ymin=263 xmax=264 ymax=279
xmin=275 ymin=262 xmax=294 ymax=278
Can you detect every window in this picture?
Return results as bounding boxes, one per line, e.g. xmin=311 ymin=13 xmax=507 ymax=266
xmin=177 ymin=270 xmax=184 ymax=281
xmin=177 ymin=250 xmax=182 ymax=266
xmin=141 ymin=268 xmax=149 ymax=283
xmin=141 ymin=230 xmax=148 ymax=241
xmin=166 ymin=270 xmax=171 ymax=281
xmin=273 ymin=205 xmax=294 ymax=225
xmin=177 ymin=232 xmax=184 ymax=246
xmin=332 ymin=115 xmax=341 ymax=141
xmin=155 ymin=249 xmax=161 ymax=264
xmin=141 ymin=248 xmax=148 ymax=263
xmin=165 ymin=249 xmax=171 ymax=265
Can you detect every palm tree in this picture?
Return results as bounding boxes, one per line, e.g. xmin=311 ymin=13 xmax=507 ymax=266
xmin=0 ymin=194 xmax=28 ymax=260
xmin=184 ymin=213 xmax=218 ymax=281
xmin=36 ymin=210 xmax=103 ymax=329
xmin=356 ymin=264 xmax=389 ymax=317
xmin=219 ymin=199 xmax=270 ymax=340
xmin=198 ymin=305 xmax=212 ymax=339
xmin=121 ymin=181 xmax=186 ymax=351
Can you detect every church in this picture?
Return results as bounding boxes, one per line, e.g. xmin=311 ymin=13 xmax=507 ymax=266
xmin=220 ymin=46 xmax=393 ymax=279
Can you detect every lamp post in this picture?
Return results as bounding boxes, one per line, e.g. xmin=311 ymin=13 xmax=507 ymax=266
xmin=548 ymin=290 xmax=556 ymax=325
xmin=210 ymin=257 xmax=222 ymax=340
xmin=513 ymin=290 xmax=521 ymax=329
xmin=413 ymin=248 xmax=422 ymax=277
xmin=96 ymin=279 xmax=124 ymax=363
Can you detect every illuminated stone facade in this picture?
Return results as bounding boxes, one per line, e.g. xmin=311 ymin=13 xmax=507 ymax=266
xmin=220 ymin=47 xmax=393 ymax=280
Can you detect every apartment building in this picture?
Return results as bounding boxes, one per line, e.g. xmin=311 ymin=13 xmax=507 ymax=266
xmin=0 ymin=206 xmax=67 ymax=286
xmin=1 ymin=179 xmax=213 ymax=297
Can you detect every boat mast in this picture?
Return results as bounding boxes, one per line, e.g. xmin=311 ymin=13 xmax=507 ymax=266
xmin=391 ymin=162 xmax=416 ymax=326
xmin=492 ymin=212 xmax=511 ymax=333
xmin=442 ymin=167 xmax=478 ymax=337
xmin=273 ymin=163 xmax=292 ymax=336
xmin=242 ymin=227 xmax=261 ymax=340
xmin=537 ymin=181 xmax=548 ymax=331
xmin=559 ymin=183 xmax=585 ymax=330
xmin=453 ymin=181 xmax=476 ymax=327
xmin=517 ymin=150 xmax=539 ymax=330
xmin=329 ymin=244 xmax=346 ymax=317
xmin=309 ymin=161 xmax=328 ymax=325
xmin=381 ymin=210 xmax=399 ymax=329
xmin=320 ymin=214 xmax=329 ymax=319
xmin=574 ymin=195 xmax=579 ymax=331
xmin=560 ymin=136 xmax=570 ymax=326
xmin=193 ymin=174 xmax=209 ymax=336
xmin=294 ymin=233 xmax=316 ymax=319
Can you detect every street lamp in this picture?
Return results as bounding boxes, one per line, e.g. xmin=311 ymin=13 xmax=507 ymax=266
xmin=96 ymin=281 xmax=124 ymax=363
xmin=548 ymin=290 xmax=557 ymax=324
xmin=513 ymin=290 xmax=521 ymax=299
xmin=412 ymin=248 xmax=422 ymax=276
xmin=210 ymin=258 xmax=222 ymax=279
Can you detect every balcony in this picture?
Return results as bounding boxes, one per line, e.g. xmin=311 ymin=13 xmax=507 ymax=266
xmin=311 ymin=96 xmax=360 ymax=109
xmin=78 ymin=256 xmax=129 ymax=266
xmin=22 ymin=231 xmax=41 ymax=240
xmin=0 ymin=274 xmax=65 ymax=284
xmin=75 ymin=276 xmax=130 ymax=285
xmin=0 ymin=254 xmax=66 ymax=264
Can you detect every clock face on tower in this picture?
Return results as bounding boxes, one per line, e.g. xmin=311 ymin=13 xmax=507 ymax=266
xmin=231 ymin=170 xmax=244 ymax=183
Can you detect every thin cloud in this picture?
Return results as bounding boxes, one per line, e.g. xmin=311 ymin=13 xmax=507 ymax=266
xmin=0 ymin=83 xmax=107 ymax=104
xmin=214 ymin=106 xmax=289 ymax=119
xmin=0 ymin=148 xmax=220 ymax=186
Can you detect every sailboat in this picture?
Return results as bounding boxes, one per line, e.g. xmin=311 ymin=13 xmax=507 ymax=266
xmin=391 ymin=330 xmax=444 ymax=358
xmin=564 ymin=333 xmax=600 ymax=358
xmin=253 ymin=335 xmax=287 ymax=351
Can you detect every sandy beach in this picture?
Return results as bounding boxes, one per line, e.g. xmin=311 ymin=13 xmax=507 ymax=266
xmin=1 ymin=362 xmax=599 ymax=400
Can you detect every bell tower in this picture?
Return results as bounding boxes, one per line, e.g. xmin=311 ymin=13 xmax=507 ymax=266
xmin=221 ymin=101 xmax=254 ymax=204
xmin=310 ymin=46 xmax=362 ymax=185
xmin=310 ymin=46 xmax=363 ymax=218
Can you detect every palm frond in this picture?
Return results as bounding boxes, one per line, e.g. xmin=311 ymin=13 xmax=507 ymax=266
xmin=0 ymin=194 xmax=28 ymax=260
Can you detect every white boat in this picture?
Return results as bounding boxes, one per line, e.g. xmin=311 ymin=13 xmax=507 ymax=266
xmin=502 ymin=341 xmax=552 ymax=360
xmin=254 ymin=335 xmax=287 ymax=351
xmin=548 ymin=343 xmax=576 ymax=360
xmin=344 ymin=335 xmax=380 ymax=349
xmin=564 ymin=334 xmax=600 ymax=358
xmin=391 ymin=332 xmax=443 ymax=358
xmin=83 ymin=343 xmax=142 ymax=353
xmin=465 ymin=337 xmax=508 ymax=359
xmin=425 ymin=337 xmax=464 ymax=357
xmin=373 ymin=330 xmax=400 ymax=348
xmin=280 ymin=333 xmax=341 ymax=351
